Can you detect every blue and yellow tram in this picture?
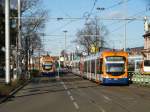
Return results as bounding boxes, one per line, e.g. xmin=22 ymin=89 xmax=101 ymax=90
xmin=72 ymin=51 xmax=129 ymax=85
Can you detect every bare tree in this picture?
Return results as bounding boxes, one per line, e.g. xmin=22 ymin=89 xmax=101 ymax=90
xmin=18 ymin=0 xmax=48 ymax=72
xmin=75 ymin=18 xmax=109 ymax=55
xmin=20 ymin=0 xmax=48 ymax=49
xmin=22 ymin=9 xmax=48 ymax=50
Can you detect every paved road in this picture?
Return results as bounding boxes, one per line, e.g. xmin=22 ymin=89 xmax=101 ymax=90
xmin=0 ymin=73 xmax=150 ymax=112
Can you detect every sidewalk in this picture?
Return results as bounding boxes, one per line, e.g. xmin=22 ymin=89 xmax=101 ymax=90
xmin=0 ymin=78 xmax=5 ymax=84
xmin=0 ymin=79 xmax=30 ymax=103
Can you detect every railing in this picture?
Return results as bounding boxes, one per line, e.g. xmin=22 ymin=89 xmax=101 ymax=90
xmin=128 ymin=71 xmax=150 ymax=86
xmin=72 ymin=69 xmax=150 ymax=86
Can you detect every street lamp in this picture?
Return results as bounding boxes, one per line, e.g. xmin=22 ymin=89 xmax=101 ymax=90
xmin=124 ymin=0 xmax=127 ymax=51
xmin=5 ymin=0 xmax=10 ymax=84
xmin=63 ymin=30 xmax=68 ymax=67
xmin=96 ymin=7 xmax=105 ymax=11
xmin=63 ymin=30 xmax=68 ymax=50
xmin=16 ymin=0 xmax=21 ymax=79
xmin=96 ymin=7 xmax=105 ymax=52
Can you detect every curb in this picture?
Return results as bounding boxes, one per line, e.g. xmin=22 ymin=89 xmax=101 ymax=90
xmin=0 ymin=80 xmax=30 ymax=104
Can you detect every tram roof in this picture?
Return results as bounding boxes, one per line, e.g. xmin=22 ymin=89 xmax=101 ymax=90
xmin=84 ymin=52 xmax=101 ymax=61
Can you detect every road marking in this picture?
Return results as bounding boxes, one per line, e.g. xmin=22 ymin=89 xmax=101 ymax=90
xmin=67 ymin=91 xmax=71 ymax=95
xmin=60 ymin=80 xmax=80 ymax=110
xmin=73 ymin=102 xmax=79 ymax=109
xmin=60 ymin=81 xmax=64 ymax=85
xmin=103 ymin=95 xmax=111 ymax=101
xmin=63 ymin=85 xmax=68 ymax=90
xmin=60 ymin=81 xmax=68 ymax=90
xmin=99 ymin=107 xmax=106 ymax=112
xmin=70 ymin=95 xmax=74 ymax=101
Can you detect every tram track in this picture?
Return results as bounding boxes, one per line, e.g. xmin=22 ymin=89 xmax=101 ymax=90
xmin=62 ymin=73 xmax=150 ymax=112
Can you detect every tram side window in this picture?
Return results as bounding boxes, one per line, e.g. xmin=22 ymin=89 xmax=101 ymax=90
xmin=84 ymin=61 xmax=87 ymax=72
xmin=96 ymin=59 xmax=100 ymax=74
xmin=91 ymin=60 xmax=95 ymax=73
xmin=88 ymin=61 xmax=90 ymax=72
xmin=144 ymin=60 xmax=150 ymax=66
xmin=99 ymin=59 xmax=103 ymax=74
xmin=72 ymin=63 xmax=74 ymax=68
xmin=75 ymin=63 xmax=77 ymax=69
xmin=78 ymin=62 xmax=80 ymax=70
xmin=136 ymin=61 xmax=142 ymax=71
xmin=128 ymin=60 xmax=135 ymax=71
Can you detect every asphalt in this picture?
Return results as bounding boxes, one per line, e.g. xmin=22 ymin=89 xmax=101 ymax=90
xmin=0 ymin=73 xmax=150 ymax=112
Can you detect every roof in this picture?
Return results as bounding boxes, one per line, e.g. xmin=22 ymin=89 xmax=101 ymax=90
xmin=126 ymin=47 xmax=144 ymax=52
xmin=143 ymin=32 xmax=150 ymax=37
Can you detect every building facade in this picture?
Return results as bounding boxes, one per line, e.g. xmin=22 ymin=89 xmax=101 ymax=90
xmin=143 ymin=33 xmax=150 ymax=60
xmin=127 ymin=47 xmax=144 ymax=56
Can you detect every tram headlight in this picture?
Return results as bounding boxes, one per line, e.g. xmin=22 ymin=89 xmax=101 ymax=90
xmin=106 ymin=76 xmax=109 ymax=78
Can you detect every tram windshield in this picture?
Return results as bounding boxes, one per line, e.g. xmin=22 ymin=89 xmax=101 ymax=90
xmin=106 ymin=63 xmax=125 ymax=72
xmin=43 ymin=63 xmax=52 ymax=70
xmin=106 ymin=56 xmax=125 ymax=75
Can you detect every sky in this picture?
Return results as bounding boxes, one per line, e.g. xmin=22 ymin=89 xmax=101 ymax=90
xmin=40 ymin=0 xmax=150 ymax=56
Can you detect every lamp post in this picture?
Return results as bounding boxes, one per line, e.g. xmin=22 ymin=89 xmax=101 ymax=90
xmin=96 ymin=7 xmax=105 ymax=52
xmin=63 ymin=30 xmax=67 ymax=67
xmin=16 ymin=0 xmax=21 ymax=79
xmin=124 ymin=0 xmax=127 ymax=51
xmin=63 ymin=30 xmax=68 ymax=50
xmin=5 ymin=0 xmax=10 ymax=84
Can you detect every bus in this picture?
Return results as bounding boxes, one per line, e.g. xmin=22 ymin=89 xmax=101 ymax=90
xmin=40 ymin=55 xmax=56 ymax=77
xmin=73 ymin=51 xmax=128 ymax=85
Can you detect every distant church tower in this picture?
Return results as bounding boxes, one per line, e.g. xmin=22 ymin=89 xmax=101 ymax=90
xmin=143 ymin=17 xmax=150 ymax=60
xmin=144 ymin=17 xmax=150 ymax=33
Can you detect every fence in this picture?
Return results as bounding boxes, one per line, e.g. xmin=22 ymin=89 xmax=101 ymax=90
xmin=129 ymin=71 xmax=150 ymax=86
